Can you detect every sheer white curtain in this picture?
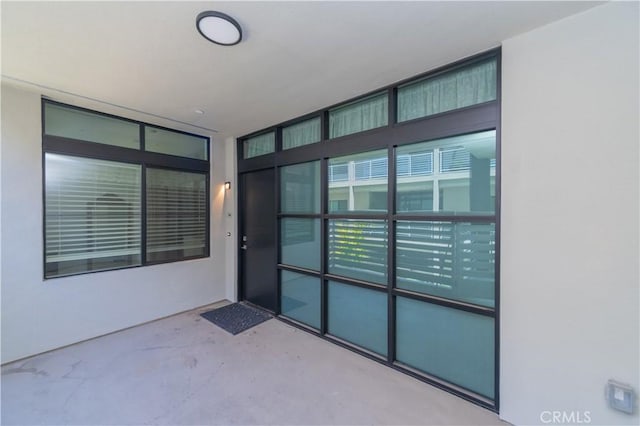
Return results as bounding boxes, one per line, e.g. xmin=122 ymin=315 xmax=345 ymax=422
xmin=244 ymin=132 xmax=275 ymax=158
xmin=283 ymin=117 xmax=321 ymax=150
xmin=329 ymin=93 xmax=388 ymax=138
xmin=398 ymin=60 xmax=497 ymax=122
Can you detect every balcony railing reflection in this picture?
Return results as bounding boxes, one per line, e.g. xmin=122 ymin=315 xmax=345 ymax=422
xmin=329 ymin=149 xmax=495 ymax=183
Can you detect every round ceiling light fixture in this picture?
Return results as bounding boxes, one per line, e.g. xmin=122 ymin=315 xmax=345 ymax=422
xmin=196 ymin=11 xmax=242 ymax=46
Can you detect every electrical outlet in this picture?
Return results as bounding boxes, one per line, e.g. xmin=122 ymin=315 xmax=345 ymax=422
xmin=606 ymin=380 xmax=635 ymax=414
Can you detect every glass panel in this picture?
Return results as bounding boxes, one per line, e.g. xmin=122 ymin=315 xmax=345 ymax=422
xmin=145 ymin=126 xmax=208 ymax=160
xmin=396 ymin=297 xmax=495 ymax=399
xmin=329 ymin=93 xmax=388 ymax=138
xmin=281 ymin=271 xmax=321 ymax=329
xmin=328 ymin=281 xmax=387 ymax=355
xmin=244 ymin=132 xmax=275 ymax=158
xmin=146 ymin=169 xmax=207 ymax=262
xmin=44 ymin=102 xmax=140 ymax=149
xmin=328 ymin=220 xmax=387 ymax=285
xmin=396 ymin=221 xmax=495 ymax=307
xmin=329 ymin=149 xmax=388 ymax=214
xmin=282 ymin=117 xmax=321 ymax=150
xmin=397 ymin=59 xmax=497 ymax=122
xmin=396 ymin=130 xmax=496 ymax=215
xmin=280 ymin=161 xmax=320 ymax=214
xmin=281 ymin=218 xmax=321 ymax=271
xmin=45 ymin=154 xmax=141 ymax=278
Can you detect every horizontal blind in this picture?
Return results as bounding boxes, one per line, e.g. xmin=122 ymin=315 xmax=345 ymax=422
xmin=329 ymin=164 xmax=348 ymax=182
xmin=396 ymin=221 xmax=495 ymax=307
xmin=45 ymin=154 xmax=141 ymax=274
xmin=354 ymin=157 xmax=388 ymax=180
xmin=396 ymin=221 xmax=456 ymax=289
xmin=440 ymin=146 xmax=470 ymax=172
xmin=146 ymin=168 xmax=207 ymax=262
xmin=328 ymin=219 xmax=388 ymax=284
xmin=454 ymin=222 xmax=495 ymax=288
xmin=397 ymin=153 xmax=433 ymax=177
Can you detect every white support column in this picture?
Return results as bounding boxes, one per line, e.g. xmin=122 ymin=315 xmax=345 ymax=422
xmin=432 ymin=148 xmax=440 ymax=211
xmin=348 ymin=161 xmax=356 ymax=211
xmin=224 ymin=136 xmax=238 ymax=302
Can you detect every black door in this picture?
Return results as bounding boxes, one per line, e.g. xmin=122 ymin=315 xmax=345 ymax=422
xmin=240 ymin=168 xmax=277 ymax=312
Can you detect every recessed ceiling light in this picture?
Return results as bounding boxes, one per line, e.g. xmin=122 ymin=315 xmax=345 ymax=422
xmin=196 ymin=11 xmax=242 ymax=46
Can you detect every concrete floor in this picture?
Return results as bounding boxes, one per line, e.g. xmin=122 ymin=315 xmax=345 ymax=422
xmin=1 ymin=302 xmax=506 ymax=425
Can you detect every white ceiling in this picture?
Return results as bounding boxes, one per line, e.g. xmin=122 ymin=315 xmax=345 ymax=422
xmin=2 ymin=1 xmax=602 ymax=141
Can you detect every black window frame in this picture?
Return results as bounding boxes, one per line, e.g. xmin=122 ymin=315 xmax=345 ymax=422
xmin=42 ymin=99 xmax=211 ymax=279
xmin=237 ymin=48 xmax=501 ymax=411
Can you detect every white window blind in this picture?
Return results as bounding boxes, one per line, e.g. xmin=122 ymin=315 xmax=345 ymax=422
xmin=328 ymin=219 xmax=388 ymax=285
xmin=45 ymin=153 xmax=141 ymax=277
xmin=146 ymin=168 xmax=207 ymax=262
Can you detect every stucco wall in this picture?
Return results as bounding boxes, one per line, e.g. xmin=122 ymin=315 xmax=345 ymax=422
xmin=1 ymin=84 xmax=229 ymax=363
xmin=500 ymin=2 xmax=639 ymax=424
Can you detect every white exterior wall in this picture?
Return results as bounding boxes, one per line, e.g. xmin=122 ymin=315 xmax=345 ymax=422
xmin=500 ymin=2 xmax=639 ymax=425
xmin=0 ymin=84 xmax=230 ymax=364
xmin=224 ymin=136 xmax=238 ymax=303
xmin=1 ymin=2 xmax=638 ymax=422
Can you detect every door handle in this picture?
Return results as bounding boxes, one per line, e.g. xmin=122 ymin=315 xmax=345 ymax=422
xmin=240 ymin=245 xmax=247 ymax=250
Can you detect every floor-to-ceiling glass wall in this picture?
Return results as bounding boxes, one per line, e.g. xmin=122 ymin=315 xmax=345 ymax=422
xmin=238 ymin=49 xmax=500 ymax=410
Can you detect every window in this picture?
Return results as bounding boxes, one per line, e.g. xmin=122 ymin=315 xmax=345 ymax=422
xmin=396 ymin=131 xmax=496 ymax=215
xmin=397 ymin=59 xmax=497 ymax=122
xmin=328 ymin=219 xmax=388 ymax=285
xmin=45 ymin=154 xmax=141 ymax=277
xmin=43 ymin=100 xmax=210 ymax=278
xmin=243 ymin=132 xmax=275 ymax=158
xmin=281 ymin=271 xmax=321 ymax=329
xmin=280 ymin=218 xmax=321 ymax=270
xmin=280 ymin=161 xmax=321 ymax=214
xmin=145 ymin=126 xmax=208 ymax=160
xmin=282 ymin=117 xmax=321 ymax=150
xmin=329 ymin=92 xmax=388 ymax=138
xmin=146 ymin=169 xmax=208 ymax=263
xmin=44 ymin=102 xmax=140 ymax=149
xmin=279 ymin=161 xmax=322 ymax=327
xmin=279 ymin=161 xmax=321 ymax=272
xmin=396 ymin=221 xmax=495 ymax=307
xmin=239 ymin=49 xmax=500 ymax=408
xmin=328 ymin=281 xmax=388 ymax=356
xmin=396 ymin=297 xmax=494 ymax=398
xmin=328 ymin=149 xmax=388 ymax=214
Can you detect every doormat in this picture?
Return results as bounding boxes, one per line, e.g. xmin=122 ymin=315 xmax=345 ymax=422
xmin=200 ymin=303 xmax=272 ymax=335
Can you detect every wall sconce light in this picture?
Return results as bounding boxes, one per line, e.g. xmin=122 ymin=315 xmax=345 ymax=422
xmin=224 ymin=181 xmax=231 ymax=191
